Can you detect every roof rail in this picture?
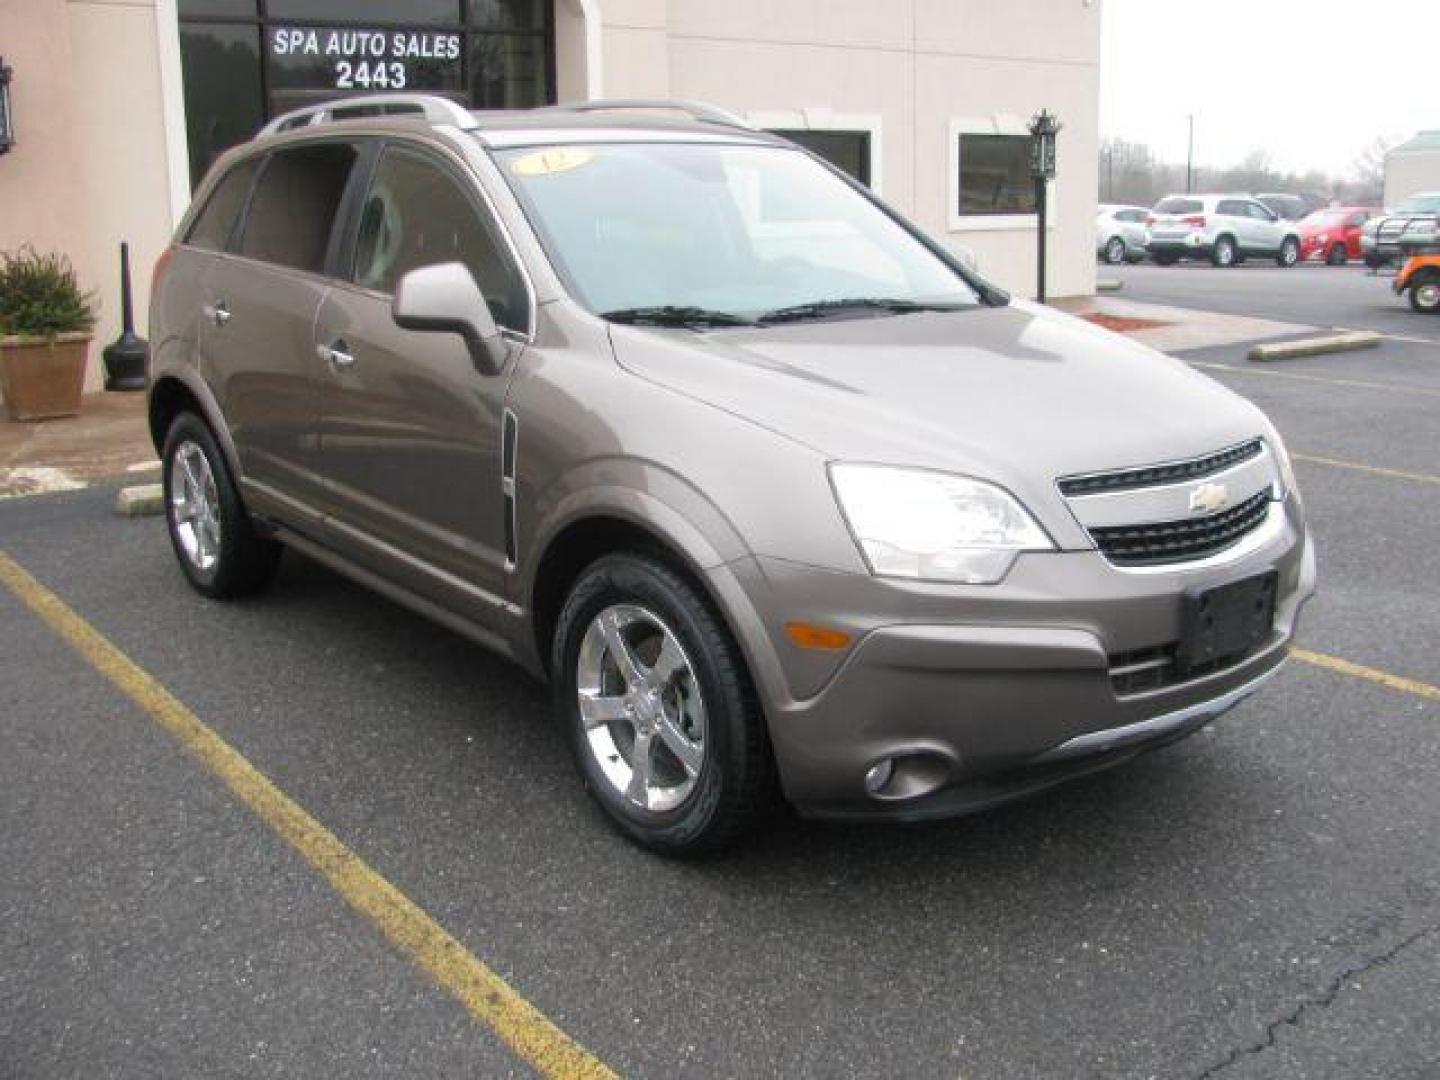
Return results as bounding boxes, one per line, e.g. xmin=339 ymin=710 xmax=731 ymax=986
xmin=257 ymin=94 xmax=477 ymax=137
xmin=541 ymin=99 xmax=756 ymax=132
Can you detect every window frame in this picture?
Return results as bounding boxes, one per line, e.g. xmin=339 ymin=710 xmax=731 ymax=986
xmin=182 ymin=154 xmax=264 ymax=252
xmin=947 ymin=117 xmax=1053 ymax=234
xmin=332 ymin=135 xmax=536 ymax=339
xmin=746 ymin=109 xmax=884 ymax=196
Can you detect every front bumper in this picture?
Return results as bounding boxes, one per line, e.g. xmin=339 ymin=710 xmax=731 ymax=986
xmin=717 ymin=500 xmax=1315 ymax=820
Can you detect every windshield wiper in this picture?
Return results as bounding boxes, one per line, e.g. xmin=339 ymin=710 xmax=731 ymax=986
xmin=756 ymin=298 xmax=967 ymax=325
xmin=601 ymin=305 xmax=756 ymax=329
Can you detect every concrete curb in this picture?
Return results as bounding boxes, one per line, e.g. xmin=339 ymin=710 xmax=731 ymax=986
xmin=116 ymin=483 xmax=164 ymax=518
xmin=1247 ymin=331 xmax=1382 ymax=362
xmin=1096 ymin=279 xmax=1124 ymax=293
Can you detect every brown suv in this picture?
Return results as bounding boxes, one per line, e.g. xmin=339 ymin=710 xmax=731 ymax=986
xmin=148 ymin=95 xmax=1315 ymax=852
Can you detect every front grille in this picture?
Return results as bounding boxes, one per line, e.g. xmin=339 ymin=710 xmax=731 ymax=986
xmin=1058 ymin=439 xmax=1263 ymax=497
xmin=1089 ymin=490 xmax=1271 ymax=567
xmin=1108 ymin=640 xmax=1256 ymax=695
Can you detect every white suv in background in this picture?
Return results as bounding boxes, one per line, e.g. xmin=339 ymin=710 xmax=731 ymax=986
xmin=1146 ymin=195 xmax=1302 ymax=268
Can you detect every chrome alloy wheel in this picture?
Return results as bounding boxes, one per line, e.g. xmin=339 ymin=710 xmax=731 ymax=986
xmin=576 ymin=604 xmax=707 ymax=813
xmin=169 ymin=440 xmax=222 ymax=572
xmin=1415 ymin=281 xmax=1440 ymax=312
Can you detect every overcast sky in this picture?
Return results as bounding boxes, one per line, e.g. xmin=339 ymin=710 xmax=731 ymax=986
xmin=1100 ymin=0 xmax=1438 ymax=178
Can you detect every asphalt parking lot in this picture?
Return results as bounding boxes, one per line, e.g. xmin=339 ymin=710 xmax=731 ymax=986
xmin=3 ymin=324 xmax=1438 ymax=1077
xmin=1109 ymin=260 xmax=1440 ymax=343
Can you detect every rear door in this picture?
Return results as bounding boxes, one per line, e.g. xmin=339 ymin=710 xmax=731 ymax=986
xmin=313 ymin=139 xmax=533 ymax=623
xmin=202 ymin=140 xmax=361 ymax=525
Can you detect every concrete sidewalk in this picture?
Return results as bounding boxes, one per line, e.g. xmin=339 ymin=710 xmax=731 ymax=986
xmin=1 ymin=392 xmax=156 ymax=500
xmin=1052 ymin=294 xmax=1314 ymax=352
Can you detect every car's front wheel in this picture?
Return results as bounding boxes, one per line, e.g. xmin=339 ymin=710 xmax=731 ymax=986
xmin=1276 ymin=237 xmax=1301 ymax=267
xmin=162 ymin=412 xmax=281 ymax=598
xmin=552 ymin=553 xmax=776 ymax=854
xmin=1410 ymin=273 xmax=1440 ymax=314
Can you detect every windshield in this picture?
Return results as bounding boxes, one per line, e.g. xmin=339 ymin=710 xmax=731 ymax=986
xmin=495 ymin=143 xmax=979 ymax=322
xmin=1154 ymin=197 xmax=1202 ymax=215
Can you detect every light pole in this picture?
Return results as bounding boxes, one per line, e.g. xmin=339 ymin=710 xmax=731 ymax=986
xmin=1185 ymin=113 xmax=1194 ymax=194
xmin=1028 ymin=109 xmax=1060 ymax=304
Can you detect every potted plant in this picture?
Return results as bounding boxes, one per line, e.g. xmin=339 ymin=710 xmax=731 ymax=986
xmin=0 ymin=247 xmax=97 ymax=420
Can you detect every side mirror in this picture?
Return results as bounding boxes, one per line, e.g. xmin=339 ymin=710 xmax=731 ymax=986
xmin=392 ymin=262 xmax=508 ymax=375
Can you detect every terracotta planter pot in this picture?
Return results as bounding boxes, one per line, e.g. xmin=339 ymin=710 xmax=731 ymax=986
xmin=0 ymin=333 xmax=91 ymax=421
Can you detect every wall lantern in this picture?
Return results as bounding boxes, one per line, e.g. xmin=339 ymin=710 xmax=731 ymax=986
xmin=1027 ymin=108 xmax=1062 ymax=303
xmin=0 ymin=58 xmax=13 ymax=155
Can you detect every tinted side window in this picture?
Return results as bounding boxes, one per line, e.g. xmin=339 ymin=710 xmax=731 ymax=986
xmin=1248 ymin=202 xmax=1276 ymax=221
xmin=1216 ymin=200 xmax=1247 ymax=217
xmin=185 ymin=157 xmax=261 ymax=251
xmin=351 ymin=145 xmax=528 ymax=333
xmin=239 ymin=143 xmax=358 ymax=273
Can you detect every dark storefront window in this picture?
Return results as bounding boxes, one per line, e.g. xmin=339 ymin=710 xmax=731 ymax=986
xmin=177 ymin=0 xmax=554 ymax=187
xmin=957 ymin=133 xmax=1035 ymax=216
xmin=769 ymin=129 xmax=871 ymax=187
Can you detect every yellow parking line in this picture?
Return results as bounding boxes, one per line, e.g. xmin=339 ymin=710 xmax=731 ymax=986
xmin=1188 ymin=360 xmax=1440 ymax=398
xmin=0 ymin=550 xmax=618 ymax=1080
xmin=1293 ymin=648 xmax=1440 ymax=704
xmin=1290 ymin=453 xmax=1440 ymax=486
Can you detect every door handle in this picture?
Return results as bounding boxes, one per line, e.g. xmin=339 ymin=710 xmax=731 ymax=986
xmin=318 ymin=339 xmax=356 ymax=370
xmin=205 ymin=301 xmax=231 ymax=327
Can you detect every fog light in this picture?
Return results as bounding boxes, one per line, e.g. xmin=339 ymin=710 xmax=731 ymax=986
xmin=863 ymin=758 xmax=894 ymax=795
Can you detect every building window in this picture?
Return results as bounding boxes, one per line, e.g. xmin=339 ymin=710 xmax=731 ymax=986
xmin=956 ymin=132 xmax=1035 ymax=216
xmin=177 ymin=0 xmax=554 ymax=186
xmin=769 ymin=129 xmax=871 ymax=188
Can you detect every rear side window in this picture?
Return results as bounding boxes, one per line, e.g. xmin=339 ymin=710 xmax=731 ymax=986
xmin=1216 ymin=200 xmax=1248 ymax=217
xmin=185 ymin=158 xmax=261 ymax=251
xmin=1155 ymin=197 xmax=1202 ymax=215
xmin=351 ymin=145 xmax=529 ymax=333
xmin=239 ymin=143 xmax=358 ymax=274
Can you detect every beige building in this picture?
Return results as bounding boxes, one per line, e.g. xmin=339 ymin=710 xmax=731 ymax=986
xmin=1383 ymin=130 xmax=1440 ymax=208
xmin=1 ymin=0 xmax=1101 ymax=394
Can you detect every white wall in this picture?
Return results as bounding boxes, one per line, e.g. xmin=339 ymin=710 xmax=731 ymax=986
xmin=1384 ymin=151 xmax=1440 ymax=208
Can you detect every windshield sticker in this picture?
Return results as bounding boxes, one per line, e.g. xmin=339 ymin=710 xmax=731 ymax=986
xmin=510 ymin=148 xmax=594 ymax=177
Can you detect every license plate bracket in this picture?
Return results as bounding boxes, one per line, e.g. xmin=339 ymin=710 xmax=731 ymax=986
xmin=1178 ymin=571 xmax=1277 ymax=673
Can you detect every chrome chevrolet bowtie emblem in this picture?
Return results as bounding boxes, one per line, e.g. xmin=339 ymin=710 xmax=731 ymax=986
xmin=1189 ymin=482 xmax=1229 ymax=514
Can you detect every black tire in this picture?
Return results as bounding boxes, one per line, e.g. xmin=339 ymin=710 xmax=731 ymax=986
xmin=1102 ymin=236 xmax=1126 ymax=265
xmin=1326 ymin=244 xmax=1348 ymax=266
xmin=1210 ymin=235 xmax=1237 ymax=268
xmin=1276 ymin=237 xmax=1301 ymax=267
xmin=1151 ymin=252 xmax=1179 ymax=266
xmin=1409 ymin=272 xmax=1440 ymax=314
xmin=161 ymin=411 xmax=281 ymax=599
xmin=552 ymin=552 xmax=776 ymax=854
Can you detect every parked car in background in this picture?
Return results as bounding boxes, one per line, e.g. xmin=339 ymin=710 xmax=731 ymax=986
xmin=1096 ymin=204 xmax=1150 ymax=264
xmin=1256 ymin=193 xmax=1310 ymax=222
xmin=1146 ymin=195 xmax=1302 ymax=267
xmin=1298 ymin=206 xmax=1378 ymax=265
xmin=1362 ymin=192 xmax=1440 ymax=267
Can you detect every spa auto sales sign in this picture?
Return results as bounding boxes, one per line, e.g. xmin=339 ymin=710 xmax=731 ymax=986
xmin=271 ymin=27 xmax=461 ymax=90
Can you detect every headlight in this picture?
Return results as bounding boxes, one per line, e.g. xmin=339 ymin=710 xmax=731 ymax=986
xmin=1268 ymin=434 xmax=1298 ymax=500
xmin=829 ymin=464 xmax=1053 ymax=584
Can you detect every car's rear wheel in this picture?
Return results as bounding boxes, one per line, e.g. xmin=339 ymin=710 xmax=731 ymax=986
xmin=1276 ymin=237 xmax=1301 ymax=267
xmin=1103 ymin=236 xmax=1126 ymax=265
xmin=1211 ymin=236 xmax=1237 ymax=267
xmin=162 ymin=412 xmax=281 ymax=598
xmin=1410 ymin=274 xmax=1440 ymax=314
xmin=1326 ymin=244 xmax=1348 ymax=266
xmin=552 ymin=552 xmax=775 ymax=854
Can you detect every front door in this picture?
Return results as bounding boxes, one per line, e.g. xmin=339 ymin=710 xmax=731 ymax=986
xmin=314 ymin=140 xmax=533 ymax=621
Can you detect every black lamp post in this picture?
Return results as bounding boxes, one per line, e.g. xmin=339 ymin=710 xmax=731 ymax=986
xmin=1028 ymin=109 xmax=1061 ymax=303
xmin=0 ymin=58 xmax=14 ymax=155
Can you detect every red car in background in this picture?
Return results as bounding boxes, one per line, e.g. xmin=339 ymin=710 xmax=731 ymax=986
xmin=1299 ymin=207 xmax=1379 ymax=265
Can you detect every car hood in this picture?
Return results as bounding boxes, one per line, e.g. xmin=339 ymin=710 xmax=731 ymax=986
xmin=609 ymin=301 xmax=1271 ymax=524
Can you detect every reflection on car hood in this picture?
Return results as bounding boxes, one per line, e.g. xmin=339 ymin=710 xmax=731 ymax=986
xmin=609 ymin=301 xmax=1267 ymax=494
